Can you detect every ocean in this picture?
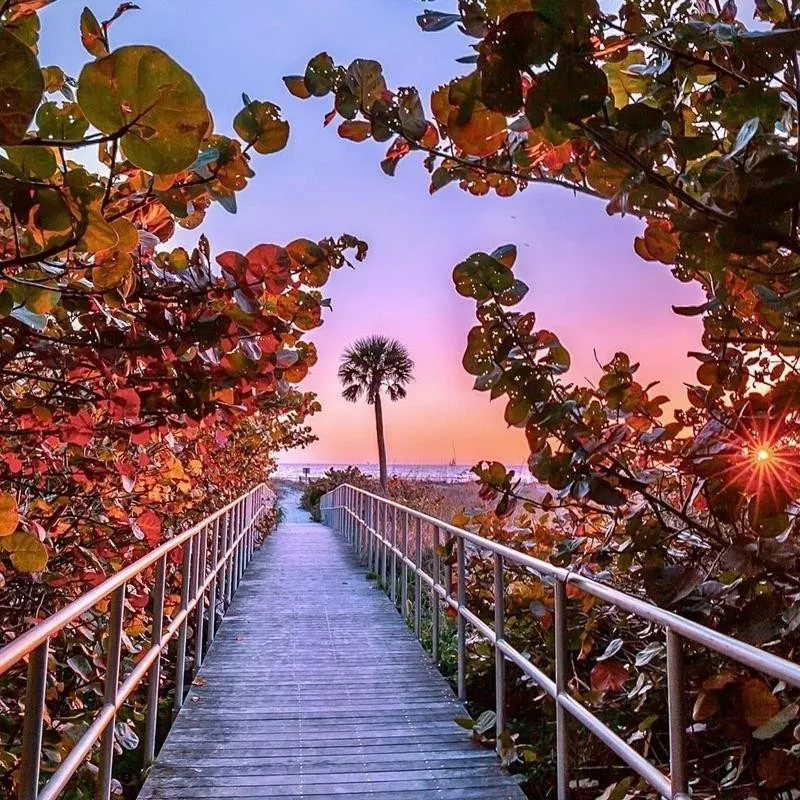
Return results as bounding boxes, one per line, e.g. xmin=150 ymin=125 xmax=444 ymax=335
xmin=274 ymin=463 xmax=535 ymax=484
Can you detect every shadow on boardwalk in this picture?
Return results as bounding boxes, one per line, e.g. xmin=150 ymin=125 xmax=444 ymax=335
xmin=138 ymin=495 xmax=525 ymax=799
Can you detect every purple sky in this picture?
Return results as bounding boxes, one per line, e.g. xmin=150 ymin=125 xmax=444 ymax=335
xmin=41 ymin=0 xmax=704 ymax=465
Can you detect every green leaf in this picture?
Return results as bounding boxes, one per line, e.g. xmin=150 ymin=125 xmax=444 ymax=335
xmin=720 ymin=85 xmax=781 ymax=131
xmin=1 ymin=145 xmax=56 ymax=178
xmin=36 ymin=101 xmax=89 ymax=141
xmin=234 ymin=100 xmax=289 ymax=155
xmin=346 ymin=59 xmax=387 ymax=113
xmin=453 ymin=252 xmax=514 ymax=301
xmin=304 ymin=52 xmax=336 ymax=97
xmin=0 ymin=26 xmax=44 ymax=145
xmin=77 ymin=45 xmax=209 ymax=174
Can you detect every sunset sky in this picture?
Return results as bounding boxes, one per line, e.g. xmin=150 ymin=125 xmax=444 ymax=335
xmin=41 ymin=0 xmax=704 ymax=466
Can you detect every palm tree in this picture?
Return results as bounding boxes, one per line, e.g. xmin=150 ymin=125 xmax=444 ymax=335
xmin=338 ymin=336 xmax=414 ymax=490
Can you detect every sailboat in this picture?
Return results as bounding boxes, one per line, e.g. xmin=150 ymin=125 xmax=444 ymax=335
xmin=448 ymin=442 xmax=457 ymax=467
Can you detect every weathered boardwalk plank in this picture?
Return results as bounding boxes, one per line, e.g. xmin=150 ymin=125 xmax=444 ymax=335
xmin=139 ymin=518 xmax=525 ymax=799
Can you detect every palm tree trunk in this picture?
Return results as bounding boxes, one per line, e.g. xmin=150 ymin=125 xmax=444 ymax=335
xmin=374 ymin=392 xmax=388 ymax=490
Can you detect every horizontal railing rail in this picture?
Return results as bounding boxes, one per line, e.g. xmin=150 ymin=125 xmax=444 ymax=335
xmin=0 ymin=483 xmax=271 ymax=800
xmin=321 ymin=483 xmax=800 ymax=800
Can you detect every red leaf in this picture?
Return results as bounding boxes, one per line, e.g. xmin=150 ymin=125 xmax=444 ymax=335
xmin=216 ymin=250 xmax=248 ymax=279
xmin=109 ymin=388 xmax=141 ymax=422
xmin=63 ymin=410 xmax=95 ymax=446
xmin=134 ymin=510 xmax=161 ymax=545
xmin=246 ymin=244 xmax=292 ymax=295
xmin=590 ymin=659 xmax=628 ymax=692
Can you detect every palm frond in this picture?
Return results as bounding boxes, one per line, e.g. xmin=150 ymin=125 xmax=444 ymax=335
xmin=338 ymin=335 xmax=414 ymax=404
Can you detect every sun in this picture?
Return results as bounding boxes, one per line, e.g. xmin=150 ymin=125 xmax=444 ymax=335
xmin=754 ymin=446 xmax=772 ymax=464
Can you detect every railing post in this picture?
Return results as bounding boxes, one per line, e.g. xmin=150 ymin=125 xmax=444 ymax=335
xmin=401 ymin=510 xmax=409 ymax=621
xmin=667 ymin=630 xmax=688 ymax=799
xmin=358 ymin=492 xmax=365 ymax=558
xmin=494 ymin=553 xmax=506 ymax=745
xmin=414 ymin=516 xmax=422 ymax=639
xmin=348 ymin=487 xmax=354 ymax=544
xmin=380 ymin=502 xmax=387 ymax=587
xmin=432 ymin=525 xmax=440 ymax=663
xmin=234 ymin=502 xmax=242 ymax=589
xmin=193 ymin=525 xmax=208 ymax=676
xmin=390 ymin=505 xmax=397 ymax=606
xmin=174 ymin=539 xmax=193 ymax=716
xmin=144 ymin=555 xmax=166 ymax=765
xmin=221 ymin=509 xmax=231 ymax=609
xmin=367 ymin=496 xmax=374 ymax=573
xmin=19 ymin=638 xmax=49 ymax=800
xmin=206 ymin=517 xmax=220 ymax=650
xmin=98 ymin=583 xmax=125 ymax=800
xmin=555 ymin=579 xmax=569 ymax=799
xmin=237 ymin=502 xmax=245 ymax=587
xmin=457 ymin=536 xmax=466 ymax=702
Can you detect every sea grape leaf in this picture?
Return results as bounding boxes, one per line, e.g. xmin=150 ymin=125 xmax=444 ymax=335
xmin=346 ymin=59 xmax=386 ymax=113
xmin=234 ymin=100 xmax=289 ymax=155
xmin=36 ymin=101 xmax=90 ymax=141
xmin=77 ymin=45 xmax=209 ymax=173
xmin=453 ymin=252 xmax=514 ymax=301
xmin=0 ymin=494 xmax=19 ymax=537
xmin=741 ymin=678 xmax=780 ymax=727
xmin=6 ymin=531 xmax=48 ymax=572
xmin=0 ymin=26 xmax=44 ymax=144
xmin=80 ymin=7 xmax=108 ymax=58
xmin=283 ymin=75 xmax=311 ymax=99
xmin=304 ymin=52 xmax=336 ymax=97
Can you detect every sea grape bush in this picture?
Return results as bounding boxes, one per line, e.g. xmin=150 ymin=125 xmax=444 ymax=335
xmin=291 ymin=0 xmax=800 ymax=795
xmin=0 ymin=1 xmax=366 ymax=794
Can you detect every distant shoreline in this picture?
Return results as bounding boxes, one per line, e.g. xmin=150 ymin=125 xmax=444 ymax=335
xmin=274 ymin=462 xmax=535 ymax=484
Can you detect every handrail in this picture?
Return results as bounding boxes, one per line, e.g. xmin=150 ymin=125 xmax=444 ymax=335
xmin=321 ymin=483 xmax=800 ymax=800
xmin=0 ymin=483 xmax=272 ymax=800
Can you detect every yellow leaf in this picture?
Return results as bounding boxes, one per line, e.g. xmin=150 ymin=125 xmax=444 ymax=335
xmin=111 ymin=218 xmax=139 ymax=253
xmin=0 ymin=493 xmax=19 ymax=536
xmin=8 ymin=531 xmax=48 ymax=572
xmin=78 ymin=206 xmax=120 ymax=252
xmin=93 ymin=250 xmax=133 ymax=291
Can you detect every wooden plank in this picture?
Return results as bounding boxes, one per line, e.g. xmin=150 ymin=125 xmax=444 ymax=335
xmin=138 ymin=519 xmax=526 ymax=799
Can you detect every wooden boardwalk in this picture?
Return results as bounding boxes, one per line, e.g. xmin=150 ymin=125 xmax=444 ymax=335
xmin=139 ymin=518 xmax=525 ymax=799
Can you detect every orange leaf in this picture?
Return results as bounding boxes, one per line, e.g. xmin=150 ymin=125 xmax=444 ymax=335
xmin=0 ymin=493 xmax=19 ymax=537
xmin=590 ymin=659 xmax=628 ymax=692
xmin=338 ymin=120 xmax=371 ymax=142
xmin=741 ymin=678 xmax=780 ymax=728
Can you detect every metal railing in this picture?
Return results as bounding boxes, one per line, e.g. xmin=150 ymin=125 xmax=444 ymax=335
xmin=0 ymin=483 xmax=271 ymax=800
xmin=321 ymin=483 xmax=800 ymax=800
